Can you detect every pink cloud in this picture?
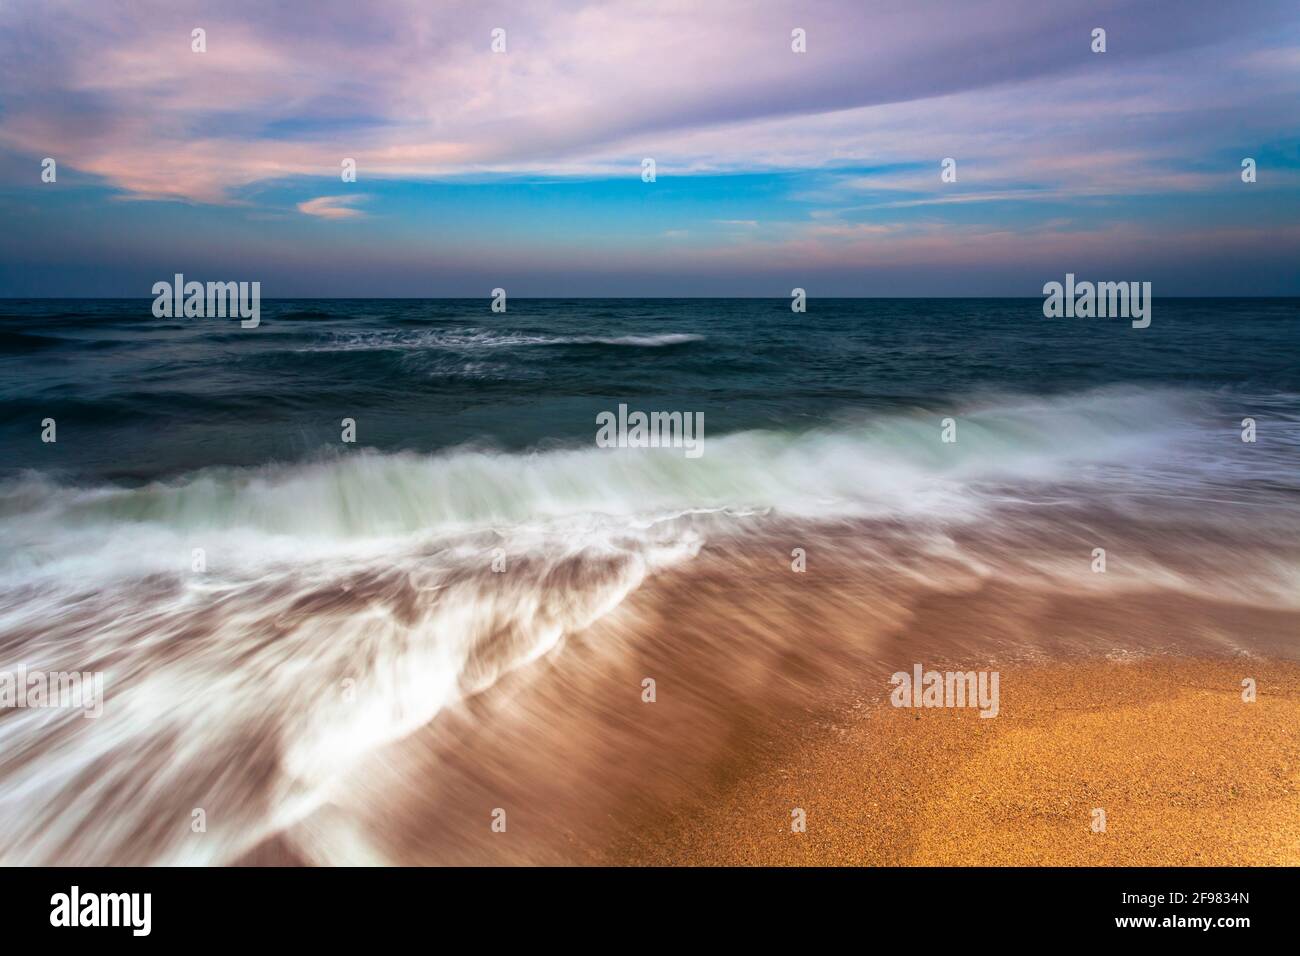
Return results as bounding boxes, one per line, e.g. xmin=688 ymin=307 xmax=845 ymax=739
xmin=297 ymin=195 xmax=368 ymax=219
xmin=0 ymin=0 xmax=1293 ymax=206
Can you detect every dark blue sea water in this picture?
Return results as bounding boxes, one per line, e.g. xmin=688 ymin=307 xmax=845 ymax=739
xmin=3 ymin=297 xmax=1297 ymax=480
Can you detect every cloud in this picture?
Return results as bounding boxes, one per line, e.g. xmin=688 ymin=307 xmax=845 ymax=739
xmin=297 ymin=195 xmax=368 ymax=219
xmin=2 ymin=0 xmax=1295 ymax=204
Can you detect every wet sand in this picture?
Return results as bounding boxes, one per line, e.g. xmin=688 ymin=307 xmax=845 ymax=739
xmin=254 ymin=517 xmax=1300 ymax=866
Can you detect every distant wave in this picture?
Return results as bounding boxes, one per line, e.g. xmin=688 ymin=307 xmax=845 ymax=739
xmin=574 ymin=333 xmax=703 ymax=346
xmin=293 ymin=328 xmax=704 ymax=353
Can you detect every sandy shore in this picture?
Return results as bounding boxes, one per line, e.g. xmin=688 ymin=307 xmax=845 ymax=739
xmin=245 ymin=517 xmax=1300 ymax=866
xmin=610 ymin=657 xmax=1300 ymax=865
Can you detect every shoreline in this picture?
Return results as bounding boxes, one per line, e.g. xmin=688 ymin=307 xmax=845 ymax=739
xmin=247 ymin=527 xmax=1300 ymax=866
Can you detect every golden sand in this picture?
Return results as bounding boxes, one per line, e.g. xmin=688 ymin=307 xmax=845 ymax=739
xmin=611 ymin=658 xmax=1300 ymax=866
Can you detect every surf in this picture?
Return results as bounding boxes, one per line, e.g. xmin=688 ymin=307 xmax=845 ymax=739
xmin=1 ymin=384 xmax=1296 ymax=865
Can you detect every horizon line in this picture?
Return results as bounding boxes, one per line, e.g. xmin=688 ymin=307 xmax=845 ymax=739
xmin=4 ymin=294 xmax=1299 ymax=302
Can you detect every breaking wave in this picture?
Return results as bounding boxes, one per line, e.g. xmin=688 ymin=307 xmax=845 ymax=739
xmin=0 ymin=385 xmax=1296 ymax=864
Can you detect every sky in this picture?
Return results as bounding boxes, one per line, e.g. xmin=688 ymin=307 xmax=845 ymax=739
xmin=1 ymin=0 xmax=1298 ymax=297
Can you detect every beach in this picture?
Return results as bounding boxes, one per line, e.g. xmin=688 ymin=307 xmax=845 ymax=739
xmin=3 ymin=0 xmax=1300 ymax=907
xmin=2 ymin=298 xmax=1297 ymax=866
xmin=613 ymin=657 xmax=1300 ymax=867
xmin=246 ymin=522 xmax=1300 ymax=867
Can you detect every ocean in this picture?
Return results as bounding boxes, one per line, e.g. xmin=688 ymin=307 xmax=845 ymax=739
xmin=1 ymin=297 xmax=1298 ymax=864
xmin=4 ymin=297 xmax=1299 ymax=478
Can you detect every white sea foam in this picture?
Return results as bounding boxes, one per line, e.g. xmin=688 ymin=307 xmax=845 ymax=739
xmin=294 ymin=328 xmax=705 ymax=353
xmin=0 ymin=386 xmax=1232 ymax=567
